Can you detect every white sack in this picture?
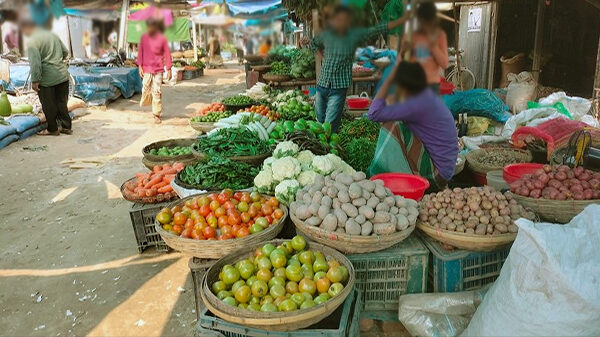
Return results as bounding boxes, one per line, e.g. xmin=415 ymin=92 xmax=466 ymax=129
xmin=462 ymin=205 xmax=600 ymax=337
xmin=506 ymin=72 xmax=537 ymax=114
xmin=501 ymin=107 xmax=563 ymax=139
xmin=539 ymin=91 xmax=591 ymax=119
xmin=460 ymin=135 xmax=506 ymax=151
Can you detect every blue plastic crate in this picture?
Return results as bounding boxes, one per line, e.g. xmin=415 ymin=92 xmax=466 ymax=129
xmin=422 ymin=235 xmax=511 ymax=292
xmin=197 ymin=289 xmax=362 ymax=337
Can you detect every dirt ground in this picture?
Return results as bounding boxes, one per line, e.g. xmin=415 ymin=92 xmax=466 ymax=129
xmin=0 ymin=66 xmax=247 ymax=337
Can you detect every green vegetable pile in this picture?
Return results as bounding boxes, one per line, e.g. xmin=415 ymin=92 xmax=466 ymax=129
xmin=191 ymin=111 xmax=232 ymax=123
xmin=268 ymin=61 xmax=291 ymax=76
xmin=222 ymin=95 xmax=255 ymax=106
xmin=277 ymin=97 xmax=314 ymax=120
xmin=149 ymin=146 xmax=192 ymax=157
xmin=267 ymin=45 xmax=300 ymax=62
xmin=178 ymin=156 xmax=259 ymax=190
xmin=291 ymin=49 xmax=316 ymax=79
xmin=189 ymin=60 xmax=206 ymax=69
xmin=270 ymin=120 xmax=340 ymax=154
xmin=339 ymin=118 xmax=380 ymax=173
xmin=194 ymin=127 xmax=273 ymax=157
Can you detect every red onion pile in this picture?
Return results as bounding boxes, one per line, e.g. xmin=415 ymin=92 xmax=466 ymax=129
xmin=510 ymin=165 xmax=600 ymax=200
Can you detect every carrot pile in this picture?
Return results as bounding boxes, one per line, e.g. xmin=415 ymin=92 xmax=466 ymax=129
xmin=124 ymin=162 xmax=185 ymax=199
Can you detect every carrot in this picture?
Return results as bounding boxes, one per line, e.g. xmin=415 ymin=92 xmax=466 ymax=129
xmin=145 ymin=188 xmax=157 ymax=197
xmin=137 ymin=188 xmax=146 ymax=197
xmin=161 ymin=168 xmax=177 ymax=175
xmin=153 ymin=180 xmax=169 ymax=189
xmin=172 ymin=162 xmax=185 ymax=171
xmin=158 ymin=185 xmax=173 ymax=193
xmin=144 ymin=174 xmax=164 ymax=189
xmin=153 ymin=165 xmax=162 ymax=173
xmin=135 ymin=172 xmax=147 ymax=179
xmin=163 ymin=174 xmax=176 ymax=183
xmin=162 ymin=163 xmax=171 ymax=170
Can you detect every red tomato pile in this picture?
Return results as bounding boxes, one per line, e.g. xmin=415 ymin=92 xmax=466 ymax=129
xmin=242 ymin=105 xmax=280 ymax=121
xmin=198 ymin=102 xmax=226 ymax=116
xmin=156 ymin=190 xmax=285 ymax=240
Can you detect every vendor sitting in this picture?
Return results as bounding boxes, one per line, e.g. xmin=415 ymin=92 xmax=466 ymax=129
xmin=367 ymin=61 xmax=458 ymax=189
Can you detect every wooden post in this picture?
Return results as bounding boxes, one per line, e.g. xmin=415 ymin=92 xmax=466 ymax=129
xmin=452 ymin=1 xmax=462 ymax=90
xmin=487 ymin=1 xmax=499 ymax=89
xmin=192 ymin=22 xmax=198 ymax=61
xmin=532 ymin=0 xmax=546 ymax=82
xmin=117 ymin=0 xmax=129 ymax=52
xmin=312 ymin=9 xmax=322 ymax=79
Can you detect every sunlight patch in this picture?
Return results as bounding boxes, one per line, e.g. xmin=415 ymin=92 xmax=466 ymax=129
xmin=51 ymin=187 xmax=78 ymax=203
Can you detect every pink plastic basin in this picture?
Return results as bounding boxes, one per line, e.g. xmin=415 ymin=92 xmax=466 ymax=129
xmin=370 ymin=173 xmax=430 ymax=201
xmin=503 ymin=163 xmax=544 ymax=184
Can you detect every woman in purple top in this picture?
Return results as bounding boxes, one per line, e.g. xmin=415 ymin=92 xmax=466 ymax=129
xmin=367 ymin=61 xmax=458 ymax=189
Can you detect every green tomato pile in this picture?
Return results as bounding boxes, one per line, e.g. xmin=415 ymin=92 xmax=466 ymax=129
xmin=191 ymin=111 xmax=232 ymax=123
xmin=149 ymin=146 xmax=192 ymax=157
xmin=211 ymin=236 xmax=349 ymax=312
xmin=222 ymin=95 xmax=255 ymax=106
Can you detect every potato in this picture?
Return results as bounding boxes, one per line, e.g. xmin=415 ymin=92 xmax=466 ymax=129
xmin=312 ymin=191 xmax=324 ymax=204
xmin=296 ymin=190 xmax=305 ymax=202
xmin=447 ymin=222 xmax=457 ymax=231
xmin=306 ymin=216 xmax=321 ymax=226
xmin=359 ymin=180 xmax=376 ymax=192
xmin=317 ymin=205 xmax=330 ymax=219
xmin=349 ymin=183 xmax=363 ymax=199
xmin=337 ymin=190 xmax=350 ymax=203
xmin=352 ymin=198 xmax=367 ymax=207
xmin=398 ymin=207 xmax=409 ymax=216
xmin=302 ymin=193 xmax=312 ymax=204
xmin=396 ymin=214 xmax=409 ymax=231
xmin=361 ymin=221 xmax=373 ymax=236
xmin=374 ymin=185 xmax=387 ymax=198
xmin=361 ymin=189 xmax=371 ymax=200
xmin=407 ymin=214 xmax=418 ymax=225
xmin=321 ymin=214 xmax=338 ymax=232
xmin=335 ymin=173 xmax=353 ymax=186
xmin=333 ymin=209 xmax=347 ymax=227
xmin=335 ymin=227 xmax=345 ymax=234
xmin=355 ymin=214 xmax=366 ymax=224
xmin=390 ymin=206 xmax=399 ymax=215
xmin=375 ymin=203 xmax=390 ymax=212
xmin=373 ymin=223 xmax=396 ymax=235
xmin=353 ymin=171 xmax=367 ymax=181
xmin=321 ymin=186 xmax=328 ymax=194
xmin=475 ymin=224 xmax=486 ymax=235
xmin=295 ymin=204 xmax=311 ymax=220
xmin=495 ymin=223 xmax=508 ymax=233
xmin=373 ymin=211 xmax=391 ymax=223
xmin=341 ymin=203 xmax=359 ymax=218
xmin=486 ymin=224 xmax=494 ymax=234
xmin=466 ymin=228 xmax=475 ymax=234
xmin=373 ymin=179 xmax=384 ymax=186
xmin=456 ymin=224 xmax=465 ymax=233
xmin=345 ymin=219 xmax=361 ymax=235
xmin=314 ymin=174 xmax=325 ymax=186
xmin=321 ymin=195 xmax=333 ymax=208
xmin=395 ymin=195 xmax=408 ymax=208
xmin=359 ymin=206 xmax=375 ymax=219
xmin=367 ymin=196 xmax=380 ymax=209
xmin=508 ymin=224 xmax=518 ymax=233
xmin=333 ymin=182 xmax=347 ymax=192
xmin=326 ymin=186 xmax=338 ymax=199
xmin=308 ymin=203 xmax=320 ymax=216
xmin=332 ymin=198 xmax=341 ymax=210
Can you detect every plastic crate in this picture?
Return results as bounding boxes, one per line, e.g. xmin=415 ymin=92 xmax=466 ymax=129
xmin=197 ymin=289 xmax=362 ymax=337
xmin=129 ymin=202 xmax=169 ymax=253
xmin=190 ymin=258 xmax=217 ymax=321
xmin=422 ymin=235 xmax=511 ymax=292
xmin=347 ymin=236 xmax=428 ymax=314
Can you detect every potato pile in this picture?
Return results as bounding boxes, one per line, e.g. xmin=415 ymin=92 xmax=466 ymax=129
xmin=419 ymin=186 xmax=535 ymax=235
xmin=290 ymin=172 xmax=419 ymax=236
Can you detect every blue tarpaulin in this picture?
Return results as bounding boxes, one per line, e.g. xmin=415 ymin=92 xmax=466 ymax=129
xmin=227 ymin=0 xmax=282 ymax=15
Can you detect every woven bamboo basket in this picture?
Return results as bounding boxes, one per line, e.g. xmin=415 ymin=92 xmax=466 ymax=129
xmin=120 ymin=177 xmax=179 ymax=204
xmin=466 ymin=148 xmax=532 ymax=174
xmin=262 ymin=73 xmax=291 ymax=83
xmin=511 ymin=193 xmax=600 ymax=224
xmin=141 ymin=156 xmax=197 ymax=170
xmin=454 ymin=154 xmax=466 ymax=176
xmin=155 ymin=195 xmax=287 ymax=259
xmin=189 ymin=120 xmax=217 ymax=133
xmin=373 ymin=59 xmax=391 ymax=70
xmin=251 ymin=64 xmax=271 ymax=72
xmin=244 ymin=54 xmax=265 ymax=63
xmin=417 ymin=222 xmax=516 ymax=251
xmin=142 ymin=138 xmax=196 ymax=163
xmin=191 ymin=144 xmax=270 ymax=166
xmin=290 ymin=213 xmax=415 ymax=254
xmin=200 ymin=239 xmax=355 ymax=331
xmin=174 ymin=170 xmax=254 ymax=191
xmin=352 ymin=70 xmax=375 ymax=78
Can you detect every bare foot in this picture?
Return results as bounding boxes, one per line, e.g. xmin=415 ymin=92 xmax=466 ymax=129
xmin=37 ymin=130 xmax=60 ymax=136
xmin=154 ymin=116 xmax=162 ymax=124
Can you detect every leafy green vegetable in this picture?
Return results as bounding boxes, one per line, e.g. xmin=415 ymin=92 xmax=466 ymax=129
xmin=268 ymin=61 xmax=291 ymax=76
xmin=222 ymin=95 xmax=255 ymax=106
xmin=343 ymin=138 xmax=377 ymax=173
xmin=290 ymin=49 xmax=316 ymax=79
xmin=194 ymin=127 xmax=272 ymax=157
xmin=339 ymin=118 xmax=380 ymax=146
xmin=179 ymin=156 xmax=259 ymax=190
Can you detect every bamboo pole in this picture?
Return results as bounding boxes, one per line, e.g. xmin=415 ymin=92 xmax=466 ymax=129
xmin=452 ymin=1 xmax=462 ymax=90
xmin=192 ymin=22 xmax=198 ymax=61
xmin=117 ymin=0 xmax=129 ymax=53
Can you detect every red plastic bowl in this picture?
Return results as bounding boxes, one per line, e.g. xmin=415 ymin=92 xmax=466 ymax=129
xmin=370 ymin=173 xmax=430 ymax=201
xmin=347 ymin=97 xmax=370 ymax=110
xmin=503 ymin=163 xmax=545 ymax=184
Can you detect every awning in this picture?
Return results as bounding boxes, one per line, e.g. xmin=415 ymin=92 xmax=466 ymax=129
xmin=226 ymin=0 xmax=282 ymax=15
xmin=64 ymin=8 xmax=121 ymax=21
xmin=127 ymin=17 xmax=191 ymax=43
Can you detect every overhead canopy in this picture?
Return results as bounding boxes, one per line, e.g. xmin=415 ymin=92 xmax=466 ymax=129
xmin=64 ymin=8 xmax=121 ymax=21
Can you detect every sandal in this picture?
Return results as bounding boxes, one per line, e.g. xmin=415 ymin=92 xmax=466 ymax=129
xmin=154 ymin=116 xmax=162 ymax=124
xmin=37 ymin=130 xmax=60 ymax=136
xmin=59 ymin=128 xmax=73 ymax=135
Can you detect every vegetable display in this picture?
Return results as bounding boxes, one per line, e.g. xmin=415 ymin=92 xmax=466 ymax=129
xmin=269 ymin=90 xmax=314 ymax=120
xmin=178 ymin=156 xmax=259 ymax=190
xmin=509 ymin=165 xmax=600 ymax=200
xmin=191 ymin=111 xmax=232 ymax=123
xmin=472 ymin=151 xmax=525 ymax=168
xmin=223 ymin=95 xmax=256 ymax=106
xmin=419 ymin=187 xmax=536 ymax=235
xmin=290 ymin=172 xmax=418 ymax=236
xmin=339 ymin=118 xmax=379 ymax=145
xmin=198 ymin=103 xmax=226 ymax=115
xmin=267 ymin=61 xmax=291 ymax=76
xmin=270 ymin=120 xmax=339 ymax=153
xmin=254 ymin=142 xmax=355 ymax=205
xmin=242 ymin=105 xmax=280 ymax=121
xmin=284 ymin=131 xmax=333 ymax=155
xmin=211 ymin=113 xmax=277 ymax=142
xmin=189 ymin=60 xmax=206 ymax=69
xmin=149 ymin=145 xmax=192 ymax=157
xmin=122 ymin=163 xmax=185 ymax=198
xmin=195 ymin=127 xmax=272 ymax=157
xmin=245 ymin=82 xmax=270 ymax=101
xmin=290 ymin=49 xmax=316 ymax=79
xmin=209 ymin=236 xmax=350 ymax=311
xmin=267 ymin=45 xmax=300 ymax=62
xmin=156 ymin=190 xmax=285 ymax=240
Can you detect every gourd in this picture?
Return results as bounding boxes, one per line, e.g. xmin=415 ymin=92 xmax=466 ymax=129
xmin=0 ymin=91 xmax=12 ymax=117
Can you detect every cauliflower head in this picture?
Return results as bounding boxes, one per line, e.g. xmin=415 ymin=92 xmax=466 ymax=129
xmin=297 ymin=170 xmax=319 ymax=187
xmin=275 ymin=179 xmax=300 ymax=205
xmin=272 ymin=157 xmax=301 ymax=181
xmin=273 ymin=141 xmax=299 ymax=159
xmin=311 ymin=155 xmax=335 ymax=175
xmin=262 ymin=156 xmax=276 ymax=169
xmin=296 ymin=150 xmax=314 ymax=171
xmin=254 ymin=166 xmax=275 ymax=194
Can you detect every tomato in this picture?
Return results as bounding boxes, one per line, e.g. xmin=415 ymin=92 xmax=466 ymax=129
xmin=203 ymin=226 xmax=216 ymax=239
xmin=255 ymin=217 xmax=269 ymax=228
xmin=267 ymin=197 xmax=279 ymax=208
xmin=178 ymin=227 xmax=189 ymax=237
xmin=228 ymin=213 xmax=241 ymax=226
xmin=221 ymin=225 xmax=233 ymax=237
xmin=184 ymin=199 xmax=196 ymax=210
xmin=250 ymin=191 xmax=261 ymax=202
xmin=265 ymin=215 xmax=273 ymax=225
xmin=232 ymin=224 xmax=241 ymax=234
xmin=171 ymin=205 xmax=182 ymax=214
xmin=233 ymin=192 xmax=243 ymax=201
xmin=184 ymin=218 xmax=195 ymax=230
xmin=237 ymin=201 xmax=249 ymax=212
xmin=191 ymin=228 xmax=202 ymax=240
xmin=248 ymin=204 xmax=259 ymax=218
xmin=217 ymin=193 xmax=229 ymax=204
xmin=240 ymin=212 xmax=251 ymax=223
xmin=156 ymin=211 xmax=172 ymax=225
xmin=217 ymin=215 xmax=228 ymax=228
xmin=223 ymin=201 xmax=235 ymax=210
xmin=197 ymin=196 xmax=210 ymax=207
xmin=208 ymin=193 xmax=218 ymax=201
xmin=160 ymin=207 xmax=172 ymax=216
xmin=222 ymin=189 xmax=234 ymax=198
xmin=199 ymin=205 xmax=211 ymax=217
xmin=209 ymin=200 xmax=220 ymax=212
xmin=236 ymin=227 xmax=250 ymax=238
xmin=206 ymin=214 xmax=218 ymax=228
xmin=273 ymin=208 xmax=284 ymax=220
xmin=214 ymin=206 xmax=226 ymax=217
xmin=240 ymin=192 xmax=252 ymax=203
xmin=173 ymin=212 xmax=187 ymax=226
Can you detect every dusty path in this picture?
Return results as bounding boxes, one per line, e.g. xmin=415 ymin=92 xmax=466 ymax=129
xmin=0 ymin=66 xmax=246 ymax=337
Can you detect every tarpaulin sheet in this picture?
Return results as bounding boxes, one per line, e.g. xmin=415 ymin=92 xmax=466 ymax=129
xmin=227 ymin=0 xmax=282 ymax=15
xmin=127 ymin=17 xmax=190 ymax=43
